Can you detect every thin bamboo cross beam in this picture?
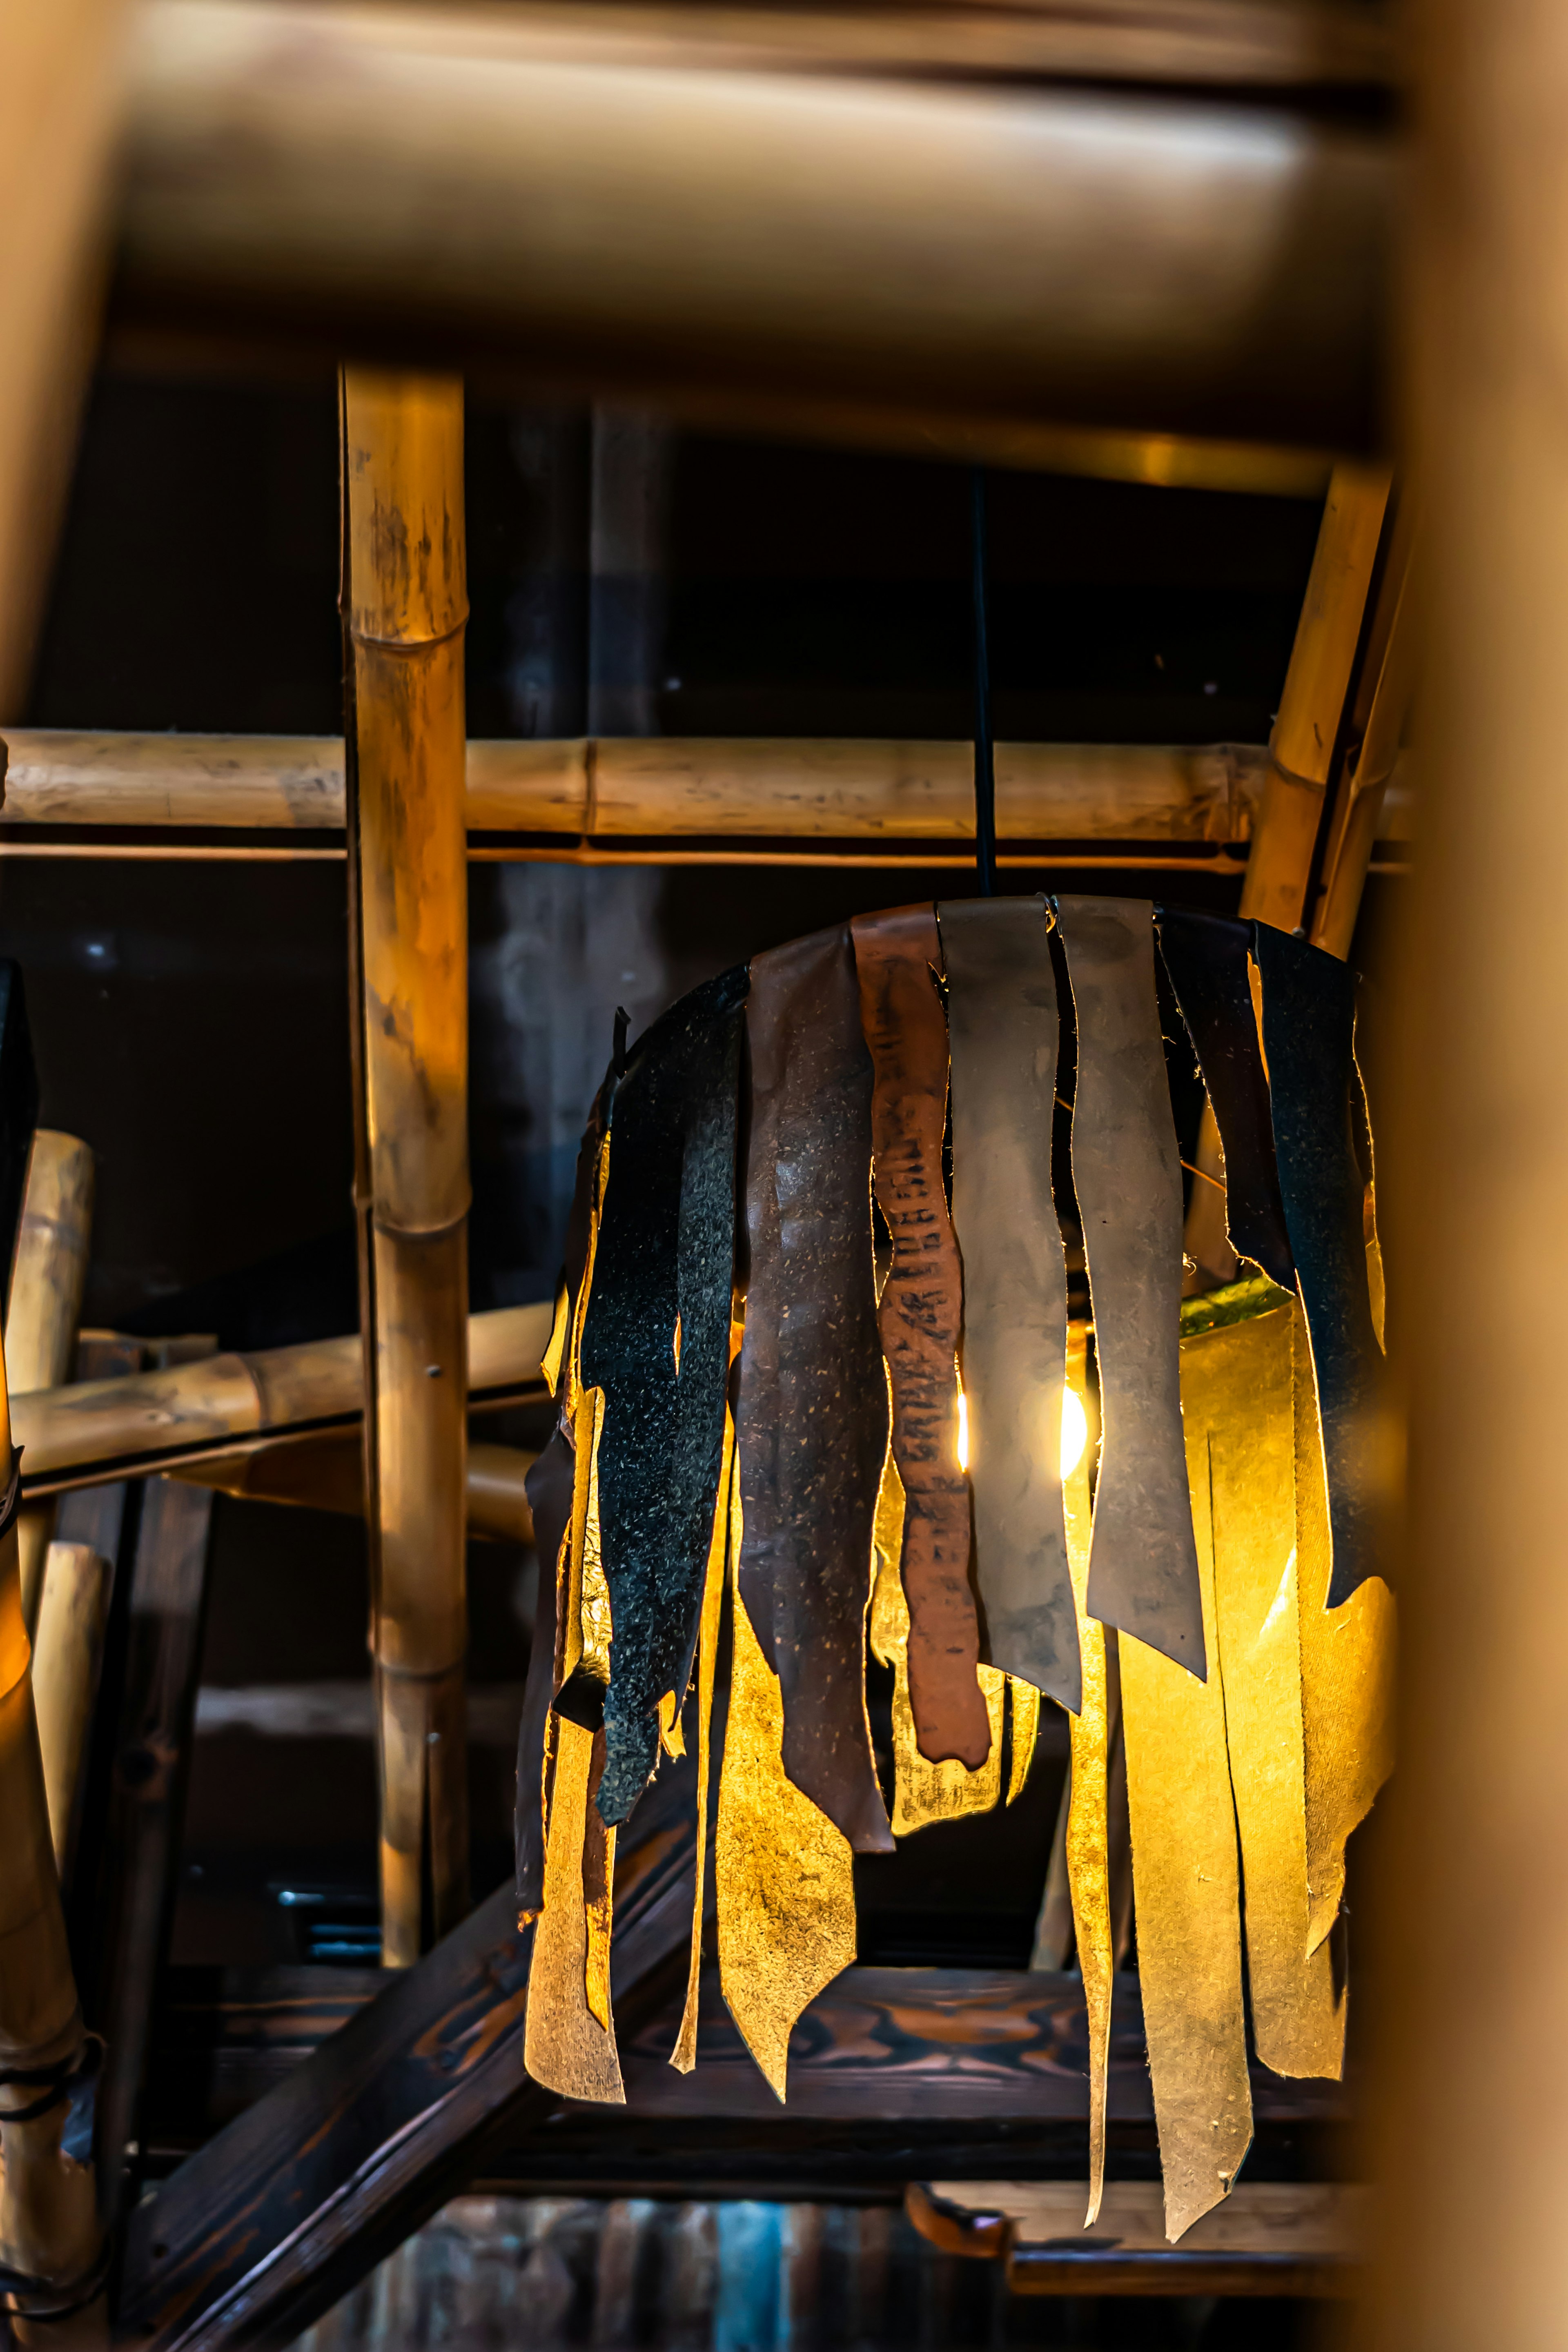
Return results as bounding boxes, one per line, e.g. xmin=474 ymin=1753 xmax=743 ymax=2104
xmin=342 ymin=369 xmax=472 ymax=1968
xmin=0 ymin=731 xmax=1415 ymax=864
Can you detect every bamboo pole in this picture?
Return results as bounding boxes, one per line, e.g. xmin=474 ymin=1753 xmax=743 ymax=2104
xmin=342 ymin=368 xmax=471 ymax=1967
xmin=6 ymin=1300 xmax=550 ymax=1495
xmin=1310 ymin=512 xmax=1419 ymax=957
xmin=4 ymin=1136 xmax=94 ymax=1633
xmin=1239 ymin=461 xmax=1394 ymax=937
xmin=0 ymin=1332 xmax=101 ymax=2331
xmin=0 ymin=0 xmax=126 ymax=722
xmin=1365 ymin=0 xmax=1568 ymax=2336
xmin=30 ymin=1542 xmax=108 ymax=1880
xmin=0 ymin=733 xmax=1279 ymax=842
xmin=1182 ymin=463 xmax=1393 ymax=1286
xmin=120 ymin=2 xmax=1390 ymax=457
xmin=165 ymin=1434 xmax=535 ymax=1542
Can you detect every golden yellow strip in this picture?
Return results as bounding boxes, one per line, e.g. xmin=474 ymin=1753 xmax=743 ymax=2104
xmin=657 ymin=1688 xmax=687 ymax=1759
xmin=541 ymin=1278 xmax=570 ymax=1397
xmin=868 ymin=1447 xmax=1004 ymax=1831
xmin=1061 ymin=1324 xmax=1112 ymax=2226
xmin=583 ymin=1795 xmax=617 ymax=2032
xmin=1120 ymin=1343 xmax=1252 ymax=2243
xmin=1294 ymin=1306 xmax=1395 ymax=1955
xmin=716 ymin=1448 xmax=857 ymax=2100
xmin=1006 ymin=1680 xmax=1040 ymax=1804
xmin=1201 ymin=1305 xmax=1342 ymax=2079
xmin=670 ymin=1401 xmax=736 ymax=2073
xmin=523 ymin=1713 xmax=625 ymax=2103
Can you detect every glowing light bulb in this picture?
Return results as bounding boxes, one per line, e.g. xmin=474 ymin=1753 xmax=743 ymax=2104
xmin=956 ymin=1384 xmax=970 ymax=1472
xmin=1060 ymin=1386 xmax=1089 ymax=1481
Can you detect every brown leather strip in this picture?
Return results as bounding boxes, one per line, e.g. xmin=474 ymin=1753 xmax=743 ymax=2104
xmin=1055 ymin=896 xmax=1204 ymax=1677
xmin=851 ymin=904 xmax=990 ymax=1768
xmin=939 ymin=896 xmax=1079 ymax=1711
xmin=736 ymin=922 xmax=894 ymax=1853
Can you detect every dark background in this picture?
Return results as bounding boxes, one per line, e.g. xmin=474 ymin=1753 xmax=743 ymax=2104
xmin=8 ymin=361 xmax=1394 ymax=1969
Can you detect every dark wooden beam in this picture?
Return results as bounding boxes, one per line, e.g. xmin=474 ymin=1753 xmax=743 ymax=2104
xmin=118 ymin=1802 xmax=697 ymax=2352
xmin=145 ymin=1962 xmax=1348 ymax=2154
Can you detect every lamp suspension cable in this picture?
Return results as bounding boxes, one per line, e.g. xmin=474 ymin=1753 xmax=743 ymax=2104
xmin=970 ymin=466 xmax=997 ymax=897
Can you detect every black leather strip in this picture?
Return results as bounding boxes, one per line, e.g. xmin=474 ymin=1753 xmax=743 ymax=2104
xmin=939 ymin=896 xmax=1078 ymax=1711
xmin=735 ymin=922 xmax=893 ymax=1854
xmin=1155 ymin=906 xmax=1295 ymax=1290
xmin=1055 ymin=896 xmax=1204 ymax=1677
xmin=515 ymin=1057 xmax=619 ymax=1911
xmin=1252 ymin=924 xmax=1386 ymax=1606
xmin=581 ymin=964 xmax=749 ymax=1825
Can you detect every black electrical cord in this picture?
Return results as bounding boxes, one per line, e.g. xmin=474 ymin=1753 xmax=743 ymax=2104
xmin=971 ymin=466 xmax=997 ymax=896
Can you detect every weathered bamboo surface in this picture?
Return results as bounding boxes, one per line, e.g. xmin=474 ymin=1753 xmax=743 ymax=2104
xmin=0 ymin=732 xmax=1415 ymax=844
xmin=343 ymin=368 xmax=473 ymax=1965
xmin=8 ymin=1301 xmax=552 ymax=1495
xmin=116 ymin=2 xmax=1391 ymax=456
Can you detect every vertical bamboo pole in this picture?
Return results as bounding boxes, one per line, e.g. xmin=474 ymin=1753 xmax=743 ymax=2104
xmin=0 ymin=0 xmax=125 ymax=721
xmin=31 ymin=1542 xmax=108 ymax=1880
xmin=5 ymin=1135 xmax=94 ymax=1633
xmin=1310 ymin=512 xmax=1418 ymax=959
xmin=1367 ymin=0 xmax=1568 ymax=2340
xmin=0 ymin=1332 xmax=100 ymax=2330
xmin=1183 ymin=462 xmax=1392 ymax=1285
xmin=1241 ymin=461 xmax=1393 ymax=938
xmin=341 ymin=371 xmax=471 ymax=1967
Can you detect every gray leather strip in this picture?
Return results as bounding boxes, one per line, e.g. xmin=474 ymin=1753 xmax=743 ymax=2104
xmin=1056 ymin=896 xmax=1205 ymax=1678
xmin=939 ymin=897 xmax=1079 ymax=1711
xmin=735 ymin=922 xmax=894 ymax=1854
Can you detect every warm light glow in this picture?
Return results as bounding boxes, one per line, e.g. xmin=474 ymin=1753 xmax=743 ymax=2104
xmin=956 ymin=1381 xmax=1086 ymax=1481
xmin=1060 ymin=1387 xmax=1089 ymax=1481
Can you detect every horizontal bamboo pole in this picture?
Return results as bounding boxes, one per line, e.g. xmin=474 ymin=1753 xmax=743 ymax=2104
xmin=182 ymin=0 xmax=1394 ymax=98
xmin=0 ymin=733 xmax=1417 ymax=845
xmin=168 ymin=1434 xmax=535 ymax=1542
xmin=117 ymin=2 xmax=1392 ymax=456
xmin=7 ymin=1299 xmax=552 ymax=1494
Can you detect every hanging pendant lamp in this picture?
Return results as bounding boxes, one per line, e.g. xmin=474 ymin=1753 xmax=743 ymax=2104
xmin=516 ymin=894 xmax=1396 ymax=2244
